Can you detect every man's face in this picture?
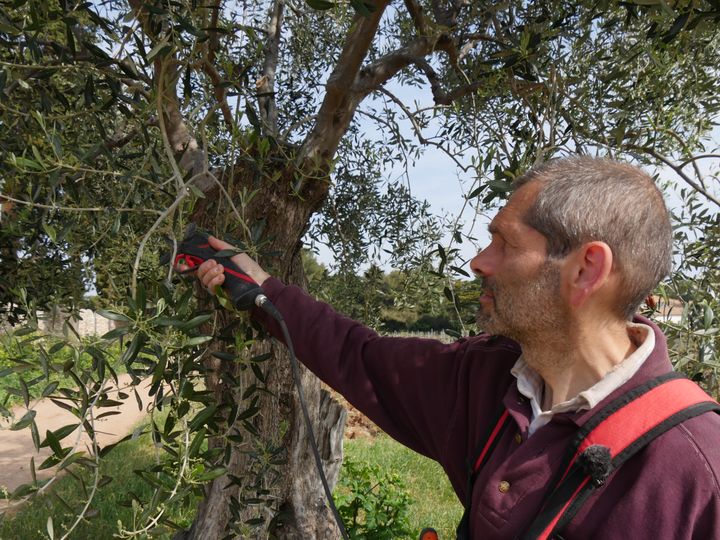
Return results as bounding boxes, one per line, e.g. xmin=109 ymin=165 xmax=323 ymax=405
xmin=470 ymin=182 xmax=569 ymax=342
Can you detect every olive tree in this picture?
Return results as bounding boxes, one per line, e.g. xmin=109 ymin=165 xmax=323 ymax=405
xmin=1 ymin=0 xmax=719 ymax=538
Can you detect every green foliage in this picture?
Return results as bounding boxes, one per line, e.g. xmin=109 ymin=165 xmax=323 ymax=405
xmin=334 ymin=456 xmax=413 ymax=540
xmin=0 ymin=332 xmax=121 ymax=413
xmin=0 ymin=417 xmax=200 ymax=539
xmin=0 ymin=430 xmax=456 ymax=540
xmin=0 ymin=274 xmax=282 ymax=537
xmin=304 ymin=249 xmax=482 ymax=334
xmin=343 ymin=434 xmax=463 ymax=539
xmin=650 ymin=185 xmax=720 ymax=399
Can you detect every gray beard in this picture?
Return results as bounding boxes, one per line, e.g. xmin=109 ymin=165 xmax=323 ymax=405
xmin=476 ymin=260 xmax=567 ymax=345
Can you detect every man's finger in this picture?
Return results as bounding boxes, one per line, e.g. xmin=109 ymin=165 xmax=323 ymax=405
xmin=208 ymin=235 xmax=233 ymax=251
xmin=196 ymin=259 xmax=217 ymax=281
xmin=200 ymin=264 xmax=224 ymax=289
xmin=205 ymin=273 xmax=225 ymax=294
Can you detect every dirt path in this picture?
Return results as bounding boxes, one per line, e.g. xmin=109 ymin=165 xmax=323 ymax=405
xmin=329 ymin=388 xmax=379 ymax=440
xmin=0 ymin=374 xmax=154 ymax=506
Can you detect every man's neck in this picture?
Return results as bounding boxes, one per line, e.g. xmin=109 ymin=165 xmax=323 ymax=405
xmin=522 ymin=319 xmax=637 ymax=410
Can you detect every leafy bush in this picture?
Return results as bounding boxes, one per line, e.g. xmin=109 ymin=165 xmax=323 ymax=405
xmin=0 ymin=331 xmax=122 ymax=414
xmin=334 ymin=457 xmax=413 ymax=540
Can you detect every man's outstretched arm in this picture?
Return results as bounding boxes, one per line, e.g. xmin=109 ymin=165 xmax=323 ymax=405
xmin=192 ymin=237 xmax=470 ymax=463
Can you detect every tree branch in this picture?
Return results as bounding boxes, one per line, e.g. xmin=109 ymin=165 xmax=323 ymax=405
xmin=195 ymin=0 xmax=234 ymax=132
xmin=257 ymin=0 xmax=285 ymax=137
xmin=411 ymin=57 xmax=490 ymax=105
xmin=457 ymin=32 xmax=509 ymax=62
xmin=201 ymin=59 xmax=235 ymax=131
xmin=430 ymin=0 xmax=458 ymax=28
xmin=376 ymin=87 xmax=472 ymax=172
xmin=128 ymin=0 xmax=210 ymax=189
xmin=300 ymin=0 xmax=391 ymax=165
xmin=0 ymin=194 xmax=162 ymax=215
xmin=678 ymin=154 xmax=720 ymax=169
xmin=403 ymin=0 xmax=428 ymax=35
xmin=156 ymin=59 xmax=206 ymax=187
xmin=206 ymin=0 xmax=222 ymax=66
xmin=626 ymin=145 xmax=720 ymax=208
xmin=353 ymin=36 xmax=435 ymax=94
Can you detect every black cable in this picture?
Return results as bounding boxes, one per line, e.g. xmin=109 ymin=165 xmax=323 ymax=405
xmin=257 ymin=296 xmax=350 ymax=540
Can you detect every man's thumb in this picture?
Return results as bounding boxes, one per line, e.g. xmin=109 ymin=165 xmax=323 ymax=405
xmin=208 ymin=235 xmax=234 ymax=251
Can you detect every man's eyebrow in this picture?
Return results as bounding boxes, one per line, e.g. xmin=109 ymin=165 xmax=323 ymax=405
xmin=487 ymin=222 xmax=501 ymax=235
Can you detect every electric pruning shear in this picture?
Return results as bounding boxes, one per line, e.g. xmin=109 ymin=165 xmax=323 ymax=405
xmin=172 ymin=224 xmax=264 ymax=310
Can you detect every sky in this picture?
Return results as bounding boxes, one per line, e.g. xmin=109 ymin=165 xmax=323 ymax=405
xmin=309 ymin=79 xmax=493 ymax=274
xmin=309 ymin=93 xmax=720 ymax=277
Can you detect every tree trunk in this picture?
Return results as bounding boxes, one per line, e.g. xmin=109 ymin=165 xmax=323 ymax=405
xmin=177 ymin=156 xmax=346 ymax=539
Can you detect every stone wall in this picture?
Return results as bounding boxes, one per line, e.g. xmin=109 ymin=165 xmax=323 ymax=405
xmin=37 ymin=308 xmax=115 ymax=338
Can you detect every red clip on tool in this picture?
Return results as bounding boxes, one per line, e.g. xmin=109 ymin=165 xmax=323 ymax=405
xmin=174 ymin=225 xmax=263 ymax=310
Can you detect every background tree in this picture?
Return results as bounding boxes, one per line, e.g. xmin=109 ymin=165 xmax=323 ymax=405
xmin=1 ymin=1 xmax=719 ymax=538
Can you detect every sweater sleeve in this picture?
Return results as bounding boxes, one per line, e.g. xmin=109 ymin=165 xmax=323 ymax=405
xmin=252 ymin=277 xmax=470 ymax=461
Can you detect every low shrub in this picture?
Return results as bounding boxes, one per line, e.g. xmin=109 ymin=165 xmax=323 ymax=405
xmin=334 ymin=456 xmax=413 ymax=540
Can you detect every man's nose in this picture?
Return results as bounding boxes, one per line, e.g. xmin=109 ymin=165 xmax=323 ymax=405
xmin=470 ymin=248 xmax=493 ymax=277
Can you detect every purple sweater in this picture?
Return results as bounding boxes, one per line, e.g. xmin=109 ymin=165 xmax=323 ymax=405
xmin=255 ymin=278 xmax=720 ymax=539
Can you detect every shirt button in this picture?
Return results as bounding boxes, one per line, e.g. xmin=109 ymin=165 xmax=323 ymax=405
xmin=514 ymin=432 xmax=523 ymax=444
xmin=498 ymin=480 xmax=511 ymax=493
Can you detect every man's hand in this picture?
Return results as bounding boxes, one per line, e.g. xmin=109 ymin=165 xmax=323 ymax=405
xmin=195 ymin=236 xmax=271 ymax=294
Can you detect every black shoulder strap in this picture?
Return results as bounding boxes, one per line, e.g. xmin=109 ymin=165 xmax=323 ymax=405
xmin=456 ymin=405 xmax=511 ymax=540
xmin=520 ymin=373 xmax=720 ymax=540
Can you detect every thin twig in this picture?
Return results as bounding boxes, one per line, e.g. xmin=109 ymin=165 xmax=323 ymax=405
xmin=0 ymin=194 xmax=161 ymax=215
xmin=677 ymin=154 xmax=720 ymax=169
xmin=131 ymin=177 xmax=191 ymax=298
xmin=61 ymin=397 xmax=102 ymax=540
xmin=375 ymin=87 xmax=471 ymax=173
xmin=626 ymin=145 xmax=720 ymax=208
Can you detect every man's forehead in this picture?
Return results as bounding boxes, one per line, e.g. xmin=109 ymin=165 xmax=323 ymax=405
xmin=490 ymin=207 xmax=524 ymax=236
xmin=490 ymin=181 xmax=541 ymax=232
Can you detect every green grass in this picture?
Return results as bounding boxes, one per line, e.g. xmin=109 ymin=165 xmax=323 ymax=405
xmin=0 ymin=423 xmax=199 ymax=540
xmin=344 ymin=434 xmax=463 ymax=539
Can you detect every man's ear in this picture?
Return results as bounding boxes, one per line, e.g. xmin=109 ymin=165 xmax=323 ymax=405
xmin=565 ymin=242 xmax=614 ymax=308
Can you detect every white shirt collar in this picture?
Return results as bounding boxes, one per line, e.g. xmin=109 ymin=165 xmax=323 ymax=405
xmin=510 ymin=322 xmax=655 ymax=436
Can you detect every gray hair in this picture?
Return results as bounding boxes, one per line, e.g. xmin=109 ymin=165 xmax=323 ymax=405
xmin=513 ymin=156 xmax=673 ymax=319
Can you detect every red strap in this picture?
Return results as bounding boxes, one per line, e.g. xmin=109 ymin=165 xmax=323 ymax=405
xmin=223 ymin=266 xmax=258 ymax=284
xmin=537 ymin=377 xmax=718 ymax=540
xmin=473 ymin=409 xmax=510 ymax=472
xmin=537 ymin=477 xmax=591 ymax=540
xmin=557 ymin=377 xmax=716 ymax=486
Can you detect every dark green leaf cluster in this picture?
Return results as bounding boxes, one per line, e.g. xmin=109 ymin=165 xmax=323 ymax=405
xmin=650 ymin=186 xmax=720 ymax=398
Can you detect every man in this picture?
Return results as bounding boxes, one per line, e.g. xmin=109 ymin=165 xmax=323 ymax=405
xmin=195 ymin=157 xmax=720 ymax=538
